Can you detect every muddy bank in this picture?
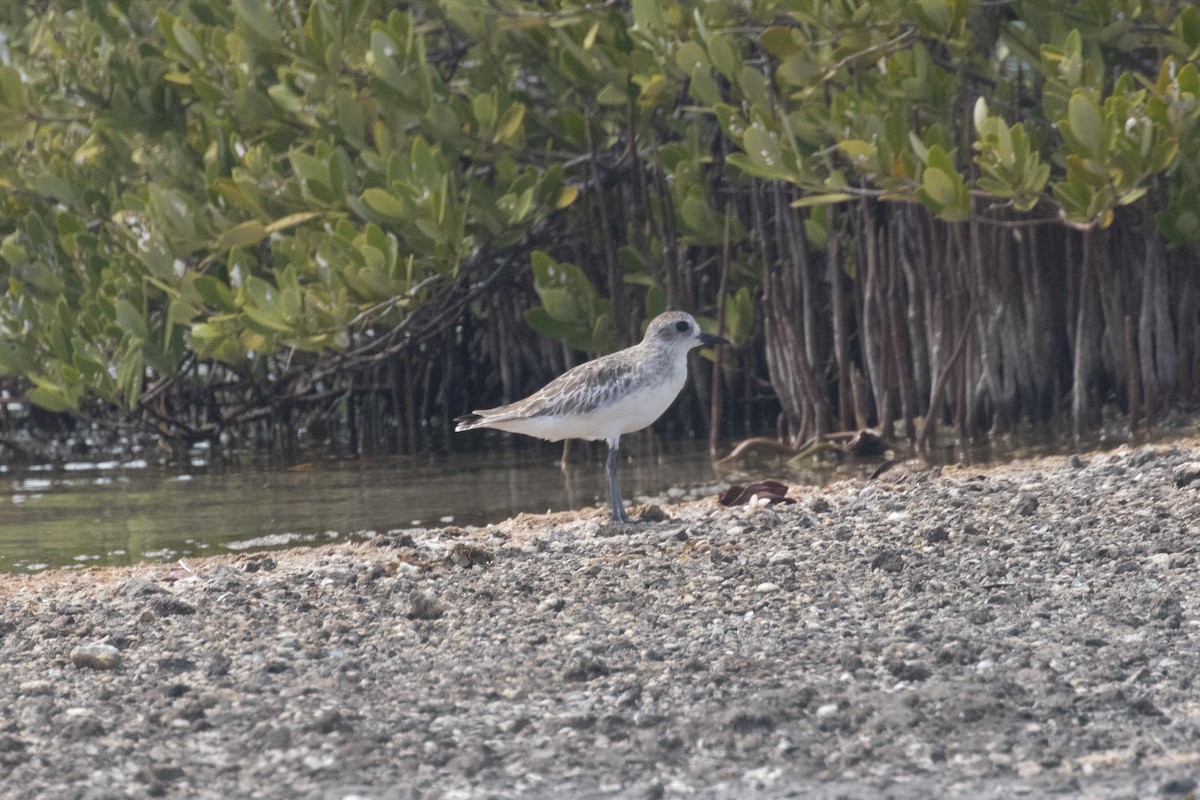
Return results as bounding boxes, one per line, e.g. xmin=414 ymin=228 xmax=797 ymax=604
xmin=1 ymin=442 xmax=1198 ymax=799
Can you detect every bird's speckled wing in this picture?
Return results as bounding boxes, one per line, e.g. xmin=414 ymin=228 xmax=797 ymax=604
xmin=476 ymin=350 xmax=654 ymax=422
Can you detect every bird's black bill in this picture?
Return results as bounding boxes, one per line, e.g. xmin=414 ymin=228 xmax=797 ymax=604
xmin=699 ymin=332 xmax=731 ymax=347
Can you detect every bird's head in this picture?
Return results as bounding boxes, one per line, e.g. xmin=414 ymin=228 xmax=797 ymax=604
xmin=643 ymin=311 xmax=731 ymax=352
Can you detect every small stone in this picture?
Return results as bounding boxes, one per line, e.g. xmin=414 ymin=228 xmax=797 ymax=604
xmin=205 ymin=654 xmax=231 ymax=678
xmin=152 ymin=597 xmax=196 ymax=616
xmin=815 ymin=703 xmax=839 ymax=719
xmin=637 ymin=505 xmax=669 ymax=523
xmin=891 ymin=661 xmax=932 ymax=682
xmin=1128 ymin=450 xmax=1156 ymax=468
xmin=62 ymin=715 xmax=106 ymax=739
xmin=1162 ymin=777 xmax=1197 ymax=795
xmin=152 ymin=765 xmax=184 ymax=783
xmin=120 ymin=577 xmax=162 ymax=598
xmin=870 ymin=550 xmax=904 ymax=573
xmin=17 ymin=680 xmax=53 ymax=696
xmin=1129 ymin=695 xmax=1162 ymax=716
xmin=1145 ymin=553 xmax=1172 ymax=571
xmin=70 ymin=643 xmax=121 ymax=671
xmin=374 ymin=533 xmax=415 ymax=549
xmin=164 ymin=683 xmax=190 ymax=699
xmin=924 ymin=525 xmax=950 ymax=544
xmin=754 ymin=582 xmax=780 ymax=594
xmin=808 ymin=498 xmax=833 ymax=514
xmin=725 ymin=709 xmax=776 ymax=733
xmin=157 ymin=656 xmax=196 ymax=674
xmin=447 ymin=543 xmax=494 ymax=569
xmin=1149 ymin=595 xmax=1183 ymax=625
xmin=243 ymin=556 xmax=277 ymax=572
xmin=563 ymin=657 xmax=609 ymax=682
xmin=665 ymin=526 xmax=689 ymax=543
xmin=1011 ymin=493 xmax=1039 ymax=516
xmin=1173 ymin=462 xmax=1200 ymax=487
xmin=1068 ymin=454 xmax=1087 ymax=469
xmin=0 ymin=734 xmax=27 ymax=756
xmin=537 ymin=596 xmax=566 ymax=614
xmin=310 ymin=709 xmax=352 ymax=734
xmin=407 ymin=591 xmax=445 ymax=621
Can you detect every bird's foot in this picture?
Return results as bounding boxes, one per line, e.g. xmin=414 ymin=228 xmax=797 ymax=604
xmin=610 ymin=508 xmax=636 ymax=524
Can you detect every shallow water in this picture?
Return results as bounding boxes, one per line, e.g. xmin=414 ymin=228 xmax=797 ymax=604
xmin=0 ymin=417 xmax=1175 ymax=574
xmin=0 ymin=438 xmax=728 ymax=574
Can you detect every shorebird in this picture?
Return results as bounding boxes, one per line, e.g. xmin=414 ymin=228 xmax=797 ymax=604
xmin=455 ymin=311 xmax=730 ymax=522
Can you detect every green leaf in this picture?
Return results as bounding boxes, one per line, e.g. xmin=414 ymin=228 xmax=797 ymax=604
xmin=707 ymin=33 xmax=739 ymax=78
xmin=243 ymin=306 xmax=294 ymax=333
xmin=265 ymin=212 xmax=322 ymax=234
xmin=493 ymin=102 xmax=525 ymax=145
xmin=791 ymin=193 xmax=855 ymax=208
xmin=915 ymin=0 xmax=950 ymax=35
xmin=596 ymin=82 xmax=630 ymax=106
xmin=524 ymin=306 xmax=577 ymax=341
xmin=234 ymin=0 xmax=281 ymax=43
xmin=192 ymin=275 xmax=238 ymax=312
xmin=218 ymin=220 xmax=268 ymax=251
xmin=114 ymin=299 xmax=149 ymax=339
xmin=0 ymin=65 xmax=26 ymax=111
xmin=759 ymin=26 xmax=800 ymax=59
xmin=837 ymin=140 xmax=878 ymax=170
xmin=922 ymin=167 xmax=957 ymax=208
xmin=171 ymin=20 xmax=204 ymax=63
xmin=675 ymin=41 xmax=709 ymax=72
xmin=0 ymin=337 xmax=34 ymax=375
xmin=743 ymin=124 xmax=793 ymax=181
xmin=631 ymin=0 xmax=666 ymax=33
xmin=361 ymin=188 xmax=407 ymax=219
xmin=26 ymin=386 xmax=77 ymax=413
xmin=268 ymin=83 xmax=302 ymax=114
xmin=1067 ymin=92 xmax=1103 ymax=157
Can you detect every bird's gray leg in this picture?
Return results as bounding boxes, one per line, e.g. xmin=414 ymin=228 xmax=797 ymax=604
xmin=606 ymin=439 xmax=633 ymax=523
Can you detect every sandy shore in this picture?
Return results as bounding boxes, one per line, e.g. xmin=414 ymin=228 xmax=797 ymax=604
xmin=1 ymin=442 xmax=1198 ymax=799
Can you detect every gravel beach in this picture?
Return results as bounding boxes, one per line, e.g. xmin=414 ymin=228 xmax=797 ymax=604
xmin=1 ymin=442 xmax=1198 ymax=799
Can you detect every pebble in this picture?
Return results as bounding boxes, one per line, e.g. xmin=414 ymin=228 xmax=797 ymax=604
xmin=1172 ymin=462 xmax=1200 ymax=487
xmin=18 ymin=680 xmax=54 ymax=695
xmin=406 ymin=591 xmax=445 ymax=620
xmin=1011 ymin=493 xmax=1039 ymax=516
xmin=69 ymin=643 xmax=121 ymax=671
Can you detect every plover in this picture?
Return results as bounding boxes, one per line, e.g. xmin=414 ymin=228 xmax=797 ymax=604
xmin=455 ymin=311 xmax=730 ymax=522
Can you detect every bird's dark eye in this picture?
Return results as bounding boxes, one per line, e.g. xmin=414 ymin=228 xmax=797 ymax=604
xmin=675 ymin=320 xmax=690 ymax=332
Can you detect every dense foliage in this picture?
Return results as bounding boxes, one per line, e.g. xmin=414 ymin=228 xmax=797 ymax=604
xmin=1 ymin=1 xmax=1199 ymax=453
